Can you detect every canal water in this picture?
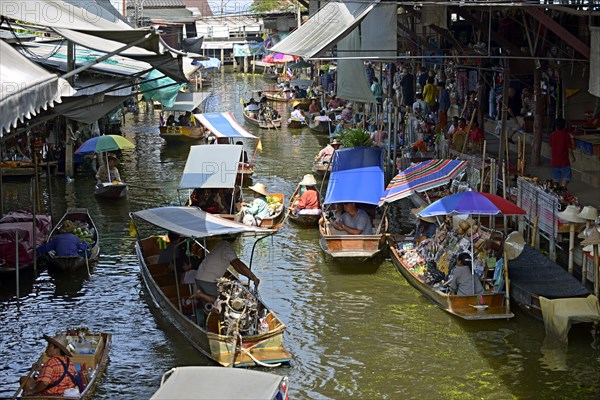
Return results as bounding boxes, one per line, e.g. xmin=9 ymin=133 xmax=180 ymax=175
xmin=1 ymin=71 xmax=599 ymax=399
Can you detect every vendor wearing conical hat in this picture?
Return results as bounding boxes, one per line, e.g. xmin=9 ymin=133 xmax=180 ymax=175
xmin=20 ymin=335 xmax=77 ymax=397
xmin=315 ymin=139 xmax=342 ymax=163
xmin=411 ymin=206 xmax=438 ymax=243
xmin=236 ymin=183 xmax=271 ymax=226
xmin=96 ymin=153 xmax=121 ymax=185
xmin=292 ymin=174 xmax=320 ymax=214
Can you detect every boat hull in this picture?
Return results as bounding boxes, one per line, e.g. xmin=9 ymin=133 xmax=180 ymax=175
xmin=387 ymin=237 xmax=514 ymax=320
xmin=309 ymin=122 xmax=331 ymax=135
xmin=45 ymin=208 xmax=100 ymax=272
xmin=159 ymin=126 xmax=206 ymax=143
xmin=287 ymin=185 xmax=321 ymax=227
xmin=242 ymin=110 xmax=282 ymax=129
xmin=287 ymin=119 xmax=306 ymax=129
xmin=318 ymin=224 xmax=385 ymax=260
xmin=94 ymin=183 xmax=128 ymax=199
xmin=136 ymin=238 xmax=291 ymax=367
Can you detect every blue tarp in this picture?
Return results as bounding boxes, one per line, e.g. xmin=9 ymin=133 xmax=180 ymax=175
xmin=140 ymin=69 xmax=185 ymax=108
xmin=192 ymin=57 xmax=221 ymax=69
xmin=324 ymin=147 xmax=384 ymax=205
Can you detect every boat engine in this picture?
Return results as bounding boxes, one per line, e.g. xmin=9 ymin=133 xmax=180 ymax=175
xmin=216 ymin=278 xmax=260 ymax=336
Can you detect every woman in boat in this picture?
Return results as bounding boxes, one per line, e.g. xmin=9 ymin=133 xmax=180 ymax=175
xmin=315 ymin=139 xmax=341 ymax=163
xmin=308 ymin=99 xmax=320 ymax=114
xmin=20 ymin=335 xmax=77 ymax=397
xmin=292 ymin=174 xmax=320 ymax=214
xmin=193 ymin=235 xmax=260 ymax=304
xmin=37 ymin=220 xmax=89 ymax=257
xmin=236 ymin=141 xmax=249 ymax=164
xmin=236 ymin=183 xmax=270 ymax=226
xmin=245 ymin=98 xmax=261 ymax=119
xmin=411 ymin=207 xmax=438 ymax=243
xmin=446 ymin=252 xmax=484 ymax=296
xmin=95 ymin=153 xmax=121 ymax=185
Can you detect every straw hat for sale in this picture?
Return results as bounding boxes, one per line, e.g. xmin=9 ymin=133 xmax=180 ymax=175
xmin=411 ymin=206 xmax=436 ymax=224
xmin=299 ymin=174 xmax=317 ymax=186
xmin=504 ymin=231 xmax=525 ymax=261
xmin=577 ymin=206 xmax=598 ymax=221
xmin=557 ymin=205 xmax=585 ymax=223
xmin=578 ymin=225 xmax=600 ymax=239
xmin=249 ymin=183 xmax=268 ymax=197
xmin=581 ymin=228 xmax=600 ymax=247
xmin=43 ymin=334 xmax=73 ymax=357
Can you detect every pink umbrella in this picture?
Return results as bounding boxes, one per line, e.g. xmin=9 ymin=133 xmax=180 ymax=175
xmin=262 ymin=53 xmax=296 ymax=64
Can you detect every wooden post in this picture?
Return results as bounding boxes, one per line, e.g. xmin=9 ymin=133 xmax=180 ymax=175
xmin=220 ymin=48 xmax=225 ymax=68
xmin=243 ymin=56 xmax=248 ymax=73
xmin=568 ymin=223 xmax=576 ymax=274
xmin=594 ymin=244 xmax=599 ymax=297
xmin=498 ymin=67 xmax=509 ymax=164
xmin=479 ymin=140 xmax=487 ymax=192
xmin=65 ymin=40 xmax=75 ymax=178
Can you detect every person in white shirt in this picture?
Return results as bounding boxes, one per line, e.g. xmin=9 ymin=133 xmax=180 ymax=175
xmin=290 ymin=104 xmax=305 ymax=122
xmin=194 ymin=236 xmax=260 ymax=303
xmin=314 ymin=110 xmax=332 ymax=123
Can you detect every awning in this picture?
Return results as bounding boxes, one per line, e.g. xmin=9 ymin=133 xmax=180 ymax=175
xmin=179 ymin=145 xmax=242 ymax=190
xmin=133 ymin=206 xmax=272 ymax=238
xmin=195 ymin=112 xmax=258 ymax=139
xmin=1 ymin=0 xmax=191 ymax=82
xmin=324 ymin=147 xmax=384 ymax=205
xmin=0 ymin=40 xmax=74 ymax=135
xmin=163 ymin=92 xmax=208 ymax=112
xmin=269 ymin=0 xmax=380 ymax=58
xmin=150 ymin=367 xmax=285 ymax=400
xmin=379 ymin=160 xmax=468 ymax=205
xmin=193 ymin=57 xmax=221 ymax=70
xmin=336 ymin=28 xmax=377 ymax=104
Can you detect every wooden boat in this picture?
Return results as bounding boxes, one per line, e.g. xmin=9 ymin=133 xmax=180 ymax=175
xmin=242 ymin=109 xmax=282 ymax=129
xmin=220 ymin=193 xmax=285 ymax=228
xmin=133 ymin=208 xmax=291 ymax=367
xmin=312 ymin=161 xmax=331 ymax=177
xmin=151 ymin=367 xmax=289 ymax=400
xmin=263 ymin=71 xmax=280 ymax=81
xmin=264 ymin=91 xmax=294 ymax=103
xmin=44 ymin=208 xmax=100 ymax=272
xmin=15 ymin=330 xmax=112 ymax=400
xmin=159 ymin=125 xmax=206 ymax=144
xmin=319 ymin=218 xmax=386 ymax=260
xmin=94 ymin=182 xmax=128 ymax=199
xmin=287 ymin=119 xmax=306 ymax=129
xmin=287 ymin=185 xmax=322 ymax=227
xmin=0 ymin=211 xmax=52 ymax=274
xmin=508 ymin=244 xmax=592 ymax=320
xmin=387 ymin=235 xmax=514 ymax=320
xmin=309 ymin=120 xmax=331 ymax=135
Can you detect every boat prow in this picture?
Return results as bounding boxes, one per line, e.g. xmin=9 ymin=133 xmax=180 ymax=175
xmin=94 ymin=182 xmax=128 ymax=199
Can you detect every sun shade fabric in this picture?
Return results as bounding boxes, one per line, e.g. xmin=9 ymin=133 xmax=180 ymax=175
xmin=75 ymin=134 xmax=134 ymax=154
xmin=359 ymin=2 xmax=397 ymax=59
xmin=179 ymin=145 xmax=242 ymax=189
xmin=379 ymin=159 xmax=468 ymax=205
xmin=418 ymin=191 xmax=527 ymax=217
xmin=163 ymin=92 xmax=208 ymax=112
xmin=1 ymin=0 xmax=192 ymax=82
xmin=150 ymin=367 xmax=284 ymax=399
xmin=140 ymin=70 xmax=185 ymax=108
xmin=0 ymin=40 xmax=74 ymax=135
xmin=269 ymin=0 xmax=380 ymax=58
xmin=195 ymin=112 xmax=258 ymax=139
xmin=133 ymin=206 xmax=271 ymax=238
xmin=336 ymin=28 xmax=377 ymax=104
xmin=324 ymin=147 xmax=384 ymax=205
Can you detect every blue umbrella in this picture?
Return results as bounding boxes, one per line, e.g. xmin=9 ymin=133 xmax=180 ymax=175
xmin=418 ymin=191 xmax=526 ymax=217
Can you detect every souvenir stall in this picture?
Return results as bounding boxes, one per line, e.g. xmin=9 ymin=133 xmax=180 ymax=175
xmin=388 ymin=191 xmax=526 ymax=320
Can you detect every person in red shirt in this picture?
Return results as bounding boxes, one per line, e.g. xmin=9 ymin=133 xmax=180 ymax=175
xmin=20 ymin=335 xmax=77 ymax=397
xmin=292 ymin=174 xmax=320 ymax=214
xmin=549 ymin=118 xmax=575 ymax=188
xmin=468 ymin=120 xmax=484 ymax=153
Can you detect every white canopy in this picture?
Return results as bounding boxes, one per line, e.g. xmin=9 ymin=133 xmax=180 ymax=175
xmin=0 ymin=41 xmax=74 ymax=135
xmin=164 ymin=92 xmax=208 ymax=113
xmin=270 ymin=0 xmax=380 ymax=58
xmin=150 ymin=367 xmax=285 ymax=400
xmin=179 ymin=145 xmax=242 ymax=190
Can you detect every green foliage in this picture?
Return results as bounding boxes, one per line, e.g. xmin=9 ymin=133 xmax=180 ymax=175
xmin=339 ymin=126 xmax=373 ymax=148
xmin=249 ymin=0 xmax=292 ymax=13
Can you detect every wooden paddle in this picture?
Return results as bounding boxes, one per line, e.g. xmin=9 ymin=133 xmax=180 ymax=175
xmin=12 ymin=356 xmax=43 ymax=399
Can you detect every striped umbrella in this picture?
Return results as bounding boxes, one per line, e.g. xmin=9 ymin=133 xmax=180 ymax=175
xmin=418 ymin=191 xmax=527 ymax=217
xmin=379 ymin=159 xmax=468 ymax=205
xmin=75 ymin=135 xmax=134 ymax=154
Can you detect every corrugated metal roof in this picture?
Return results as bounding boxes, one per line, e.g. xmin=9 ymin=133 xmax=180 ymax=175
xmin=127 ymin=0 xmax=186 ymax=8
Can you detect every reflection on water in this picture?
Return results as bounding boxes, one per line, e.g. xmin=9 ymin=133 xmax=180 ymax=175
xmin=1 ymin=71 xmax=599 ymax=399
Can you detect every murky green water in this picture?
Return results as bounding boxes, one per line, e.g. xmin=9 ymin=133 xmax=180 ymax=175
xmin=1 ymin=71 xmax=599 ymax=399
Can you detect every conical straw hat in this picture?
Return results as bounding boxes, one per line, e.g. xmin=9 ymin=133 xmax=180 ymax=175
xmin=577 ymin=206 xmax=598 ymax=221
xmin=557 ymin=205 xmax=585 ymax=223
xmin=248 ymin=183 xmax=268 ymax=196
xmin=581 ymin=228 xmax=600 ymax=246
xmin=299 ymin=174 xmax=317 ymax=186
xmin=578 ymin=226 xmax=600 ymax=239
xmin=504 ymin=231 xmax=525 ymax=260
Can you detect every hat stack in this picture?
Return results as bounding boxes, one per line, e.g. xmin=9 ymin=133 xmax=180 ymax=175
xmin=577 ymin=206 xmax=598 ymax=239
xmin=582 ymin=228 xmax=600 ymax=255
xmin=557 ymin=205 xmax=585 ymax=223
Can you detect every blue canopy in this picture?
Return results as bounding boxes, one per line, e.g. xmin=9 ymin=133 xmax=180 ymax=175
xmin=324 ymin=147 xmax=384 ymax=205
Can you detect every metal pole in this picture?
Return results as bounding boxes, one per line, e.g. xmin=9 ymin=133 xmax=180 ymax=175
xmin=46 ymin=158 xmax=54 ymax=227
xmin=31 ymin=178 xmax=37 ymax=274
xmin=0 ymin=140 xmax=3 ymax=217
xmin=497 ymin=67 xmax=509 ymax=165
xmin=15 ymin=231 xmax=19 ymax=303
